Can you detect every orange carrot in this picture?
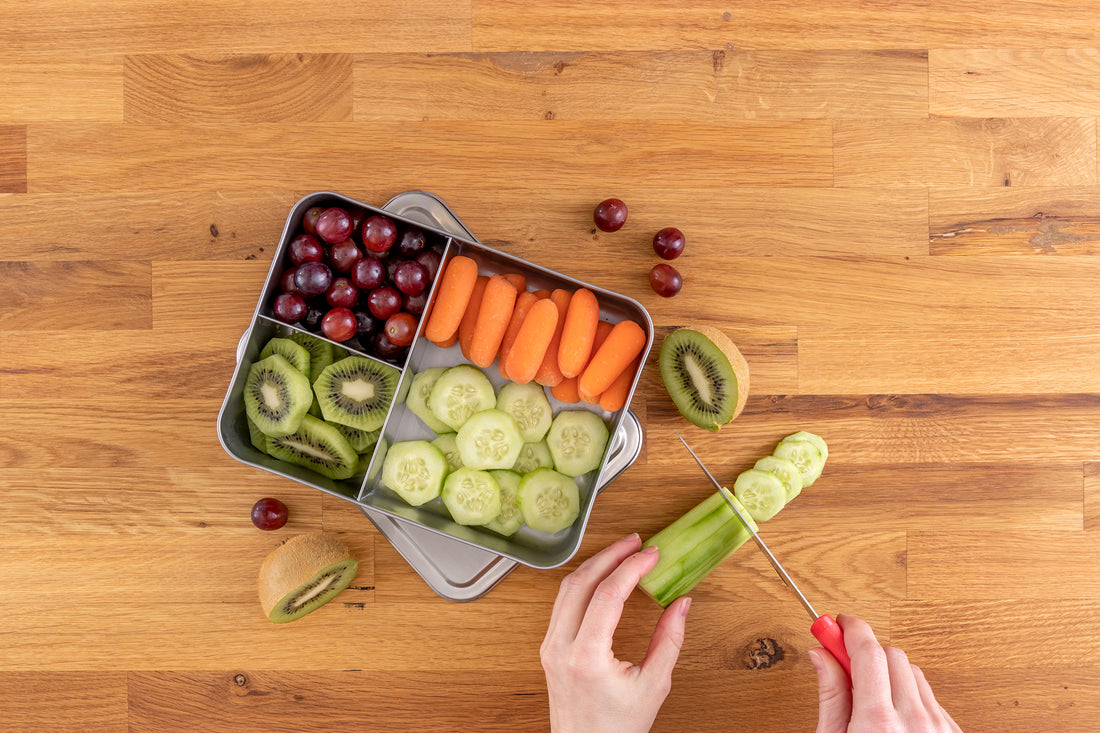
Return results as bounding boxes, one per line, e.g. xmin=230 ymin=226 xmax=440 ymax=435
xmin=423 ymin=255 xmax=479 ymax=344
xmin=500 ymin=273 xmax=527 ymax=292
xmin=551 ymin=376 xmax=581 ymax=403
xmin=503 ymin=298 xmax=559 ymax=384
xmin=458 ymin=275 xmax=490 ymax=360
xmin=577 ymin=319 xmax=647 ymax=402
xmin=578 ymin=321 xmax=614 ymax=404
xmin=557 ymin=288 xmax=600 ymax=379
xmin=434 ymin=331 xmax=458 ymax=348
xmin=497 ymin=290 xmax=541 ymax=380
xmin=532 ymin=289 xmax=551 ymax=299
xmin=533 ymin=289 xmax=574 ymax=387
xmin=468 ymin=274 xmax=519 ymax=368
xmin=598 ymin=355 xmax=641 ymax=412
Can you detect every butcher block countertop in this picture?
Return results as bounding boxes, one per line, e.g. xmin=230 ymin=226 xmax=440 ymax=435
xmin=5 ymin=2 xmax=1100 ymax=731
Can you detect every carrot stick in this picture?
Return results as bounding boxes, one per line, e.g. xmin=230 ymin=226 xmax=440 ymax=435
xmin=423 ymin=255 xmax=479 ymax=344
xmin=598 ymin=355 xmax=641 ymax=412
xmin=557 ymin=288 xmax=600 ymax=379
xmin=577 ymin=321 xmax=615 ymax=403
xmin=457 ymin=275 xmax=490 ymax=360
xmin=532 ymin=289 xmax=551 ymax=300
xmin=468 ymin=274 xmax=519 ymax=368
xmin=551 ymin=376 xmax=581 ymax=403
xmin=500 ymin=273 xmax=527 ymax=292
xmin=577 ymin=319 xmax=647 ymax=402
xmin=498 ymin=290 xmax=541 ymax=380
xmin=533 ymin=289 xmax=574 ymax=387
xmin=503 ymin=298 xmax=559 ymax=384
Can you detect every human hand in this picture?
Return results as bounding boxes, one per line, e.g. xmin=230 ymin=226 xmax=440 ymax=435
xmin=540 ymin=533 xmax=692 ymax=733
xmin=812 ymin=614 xmax=962 ymax=733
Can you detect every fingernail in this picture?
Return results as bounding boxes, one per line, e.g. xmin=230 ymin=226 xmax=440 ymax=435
xmin=680 ymin=596 xmax=692 ymax=617
xmin=640 ymin=544 xmax=658 ymax=555
xmin=622 ymin=532 xmax=640 ymax=543
xmin=809 ymin=649 xmax=824 ymax=673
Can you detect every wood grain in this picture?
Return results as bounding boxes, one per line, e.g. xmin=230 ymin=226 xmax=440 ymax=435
xmin=0 ymin=124 xmax=27 ymax=192
xmin=0 ymin=261 xmax=151 ymax=330
xmin=0 ymin=57 xmax=123 ymax=122
xmin=0 ymin=672 xmax=127 ymax=732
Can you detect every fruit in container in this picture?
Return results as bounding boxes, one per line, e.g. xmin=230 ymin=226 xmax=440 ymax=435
xmin=288 ymin=234 xmax=324 ymax=265
xmin=315 ymin=207 xmax=354 ymax=244
xmin=244 ymin=354 xmax=313 ymax=437
xmin=272 ymin=293 xmax=308 ymax=324
xmin=320 ymin=307 xmax=358 ymax=342
xmin=313 ymin=356 xmax=400 ymax=432
xmin=265 ymin=414 xmax=359 ymax=480
xmin=659 ymin=325 xmax=749 ymax=432
xmin=456 ymin=409 xmax=525 ymax=470
xmin=545 ymin=410 xmax=609 ymax=477
xmin=381 ymin=440 xmax=448 ymax=506
xmin=361 ymin=214 xmax=398 ymax=253
xmin=294 ymin=261 xmax=333 ymax=298
xmin=258 ymin=533 xmax=359 ymax=623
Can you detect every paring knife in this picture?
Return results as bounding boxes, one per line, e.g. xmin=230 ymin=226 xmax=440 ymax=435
xmin=676 ymin=432 xmax=852 ymax=679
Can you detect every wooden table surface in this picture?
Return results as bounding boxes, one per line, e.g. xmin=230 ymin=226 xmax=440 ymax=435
xmin=5 ymin=2 xmax=1100 ymax=731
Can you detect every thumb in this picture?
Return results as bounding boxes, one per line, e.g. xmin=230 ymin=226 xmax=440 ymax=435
xmin=640 ymin=596 xmax=690 ymax=690
xmin=811 ymin=648 xmax=852 ymax=733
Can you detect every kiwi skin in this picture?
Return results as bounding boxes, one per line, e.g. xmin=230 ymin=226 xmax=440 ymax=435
xmin=258 ymin=533 xmax=358 ymax=623
xmin=659 ymin=325 xmax=750 ymax=432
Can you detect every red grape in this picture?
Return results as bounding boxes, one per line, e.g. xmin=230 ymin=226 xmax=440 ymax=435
xmin=321 ymin=307 xmax=358 ymax=342
xmin=649 ymin=263 xmax=682 ymax=297
xmin=354 ymin=310 xmax=379 ymax=339
xmin=415 ymin=249 xmax=442 ymax=280
xmin=251 ymin=497 xmax=288 ymax=531
xmin=397 ymin=227 xmax=427 ymax=257
xmin=594 ymin=198 xmax=628 ymax=232
xmin=372 ymin=329 xmax=407 ymax=361
xmin=367 ymin=286 xmax=402 ymax=320
xmin=362 ymin=215 xmax=398 ymax=254
xmin=288 ymin=234 xmax=324 ymax=265
xmin=403 ymin=291 xmax=429 ymax=316
xmin=293 ymin=261 xmax=332 ymax=297
xmin=326 ymin=277 xmax=359 ymax=308
xmin=653 ymin=227 xmax=686 ymax=259
xmin=301 ymin=206 xmax=325 ymax=235
xmin=328 ymin=240 xmax=363 ymax=273
xmin=273 ymin=292 xmax=307 ymax=323
xmin=393 ymin=261 xmax=429 ymax=296
xmin=280 ymin=267 xmax=301 ymax=294
xmin=384 ymin=312 xmax=417 ymax=347
xmin=351 ymin=257 xmax=386 ymax=290
xmin=315 ymin=207 xmax=354 ymax=244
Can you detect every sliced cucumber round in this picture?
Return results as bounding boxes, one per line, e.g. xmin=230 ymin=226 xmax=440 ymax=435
xmin=430 ymin=433 xmax=463 ymax=472
xmin=545 ymin=410 xmax=610 ymax=478
xmin=512 ymin=439 xmax=555 ymax=475
xmin=517 ymin=468 xmax=580 ymax=534
xmin=733 ymin=468 xmax=786 ymax=522
xmin=780 ymin=431 xmax=829 ymax=462
xmin=406 ymin=367 xmax=453 ymax=434
xmin=496 ymin=381 xmax=553 ymax=443
xmin=381 ymin=440 xmax=448 ymax=507
xmin=456 ymin=409 xmax=524 ymax=470
xmin=753 ymin=455 xmax=804 ymax=503
xmin=772 ymin=438 xmax=826 ymax=487
xmin=428 ymin=365 xmax=497 ymax=432
xmin=442 ymin=467 xmax=502 ymax=525
xmin=484 ymin=470 xmax=524 ymax=536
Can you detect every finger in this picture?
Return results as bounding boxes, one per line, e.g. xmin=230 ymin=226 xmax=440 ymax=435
xmin=837 ymin=614 xmax=892 ymax=717
xmin=640 ymin=595 xmax=691 ymax=689
xmin=544 ymin=534 xmax=642 ymax=646
xmin=810 ymin=648 xmax=852 ymax=733
xmin=884 ymin=646 xmax=921 ymax=714
xmin=573 ymin=544 xmax=661 ymax=652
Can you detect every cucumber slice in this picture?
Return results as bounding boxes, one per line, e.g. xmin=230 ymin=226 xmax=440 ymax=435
xmin=512 ymin=440 xmax=555 ymax=475
xmin=517 ymin=468 xmax=580 ymax=534
xmin=753 ymin=455 xmax=804 ymax=503
xmin=496 ymin=381 xmax=553 ymax=442
xmin=772 ymin=438 xmax=826 ymax=487
xmin=484 ymin=470 xmax=524 ymax=536
xmin=456 ymin=409 xmax=525 ymax=470
xmin=430 ymin=433 xmax=463 ymax=472
xmin=406 ymin=367 xmax=454 ymax=434
xmin=545 ymin=410 xmax=610 ymax=478
xmin=780 ymin=430 xmax=828 ymax=462
xmin=381 ymin=440 xmax=448 ymax=507
xmin=428 ymin=365 xmax=497 ymax=432
xmin=442 ymin=467 xmax=502 ymax=525
xmin=732 ymin=468 xmax=786 ymax=522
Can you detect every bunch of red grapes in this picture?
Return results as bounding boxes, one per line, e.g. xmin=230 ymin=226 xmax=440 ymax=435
xmin=270 ymin=203 xmax=444 ymax=364
xmin=593 ymin=198 xmax=685 ymax=298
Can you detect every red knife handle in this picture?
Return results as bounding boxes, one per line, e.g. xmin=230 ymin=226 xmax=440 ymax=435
xmin=811 ymin=614 xmax=852 ymax=680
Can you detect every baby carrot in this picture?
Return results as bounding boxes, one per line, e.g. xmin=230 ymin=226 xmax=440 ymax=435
xmin=498 ymin=290 xmax=541 ymax=380
xmin=469 ymin=274 xmax=519 ymax=368
xmin=500 ymin=273 xmax=527 ymax=292
xmin=598 ymin=355 xmax=641 ymax=412
xmin=551 ymin=376 xmax=581 ymax=403
xmin=577 ymin=319 xmax=647 ymax=403
xmin=532 ymin=289 xmax=551 ymax=300
xmin=458 ymin=275 xmax=490 ymax=360
xmin=557 ymin=288 xmax=600 ymax=379
xmin=423 ymin=255 xmax=479 ymax=344
xmin=579 ymin=321 xmax=615 ymax=404
xmin=503 ymin=298 xmax=559 ymax=384
xmin=534 ymin=289 xmax=574 ymax=387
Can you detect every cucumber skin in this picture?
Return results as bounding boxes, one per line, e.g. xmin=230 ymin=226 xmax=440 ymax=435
xmin=639 ymin=489 xmax=758 ymax=608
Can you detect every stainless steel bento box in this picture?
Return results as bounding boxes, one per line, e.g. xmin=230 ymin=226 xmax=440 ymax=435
xmin=217 ymin=190 xmax=652 ymax=576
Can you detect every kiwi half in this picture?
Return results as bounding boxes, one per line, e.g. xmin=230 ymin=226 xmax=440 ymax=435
xmin=244 ymin=354 xmax=313 ymax=437
xmin=287 ymin=331 xmax=336 ymax=383
xmin=265 ymin=415 xmax=358 ymax=480
xmin=258 ymin=533 xmax=358 ymax=623
xmin=259 ymin=337 xmax=311 ymax=377
xmin=659 ymin=325 xmax=750 ymax=432
xmin=313 ymin=356 xmax=399 ymax=432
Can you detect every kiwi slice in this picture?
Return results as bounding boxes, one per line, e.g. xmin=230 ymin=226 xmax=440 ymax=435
xmin=335 ymin=424 xmax=381 ymax=453
xmin=259 ymin=337 xmax=311 ymax=377
xmin=258 ymin=533 xmax=358 ymax=623
xmin=246 ymin=416 xmax=269 ymax=455
xmin=313 ymin=356 xmax=399 ymax=432
xmin=659 ymin=326 xmax=750 ymax=432
xmin=244 ymin=354 xmax=313 ymax=437
xmin=287 ymin=331 xmax=336 ymax=382
xmin=265 ymin=414 xmax=358 ymax=480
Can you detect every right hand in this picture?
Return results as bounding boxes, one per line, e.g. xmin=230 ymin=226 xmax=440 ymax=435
xmin=812 ymin=614 xmax=962 ymax=733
